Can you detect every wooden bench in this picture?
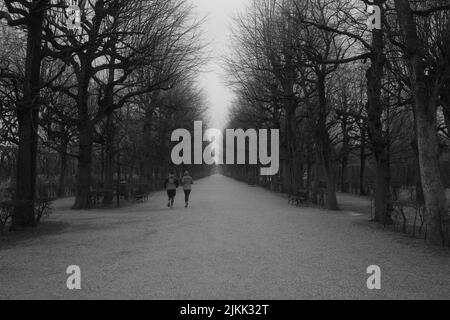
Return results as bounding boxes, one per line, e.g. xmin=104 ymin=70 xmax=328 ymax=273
xmin=133 ymin=193 xmax=148 ymax=202
xmin=89 ymin=189 xmax=116 ymax=207
xmin=133 ymin=185 xmax=149 ymax=203
xmin=89 ymin=190 xmax=105 ymax=207
xmin=288 ymin=189 xmax=309 ymax=207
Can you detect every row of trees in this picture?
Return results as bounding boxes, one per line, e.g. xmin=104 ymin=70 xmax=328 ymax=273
xmin=226 ymin=0 xmax=450 ymax=245
xmin=0 ymin=0 xmax=208 ymax=228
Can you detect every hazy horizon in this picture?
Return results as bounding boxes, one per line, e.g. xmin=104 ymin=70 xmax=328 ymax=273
xmin=192 ymin=0 xmax=250 ymax=130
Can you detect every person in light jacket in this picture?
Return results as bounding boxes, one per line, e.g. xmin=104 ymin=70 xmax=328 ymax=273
xmin=164 ymin=172 xmax=179 ymax=208
xmin=181 ymin=171 xmax=193 ymax=208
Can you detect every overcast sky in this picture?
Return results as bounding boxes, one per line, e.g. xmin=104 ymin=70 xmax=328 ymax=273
xmin=192 ymin=0 xmax=250 ymax=129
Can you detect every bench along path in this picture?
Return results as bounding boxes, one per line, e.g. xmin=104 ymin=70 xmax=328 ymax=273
xmin=1 ymin=174 xmax=449 ymax=299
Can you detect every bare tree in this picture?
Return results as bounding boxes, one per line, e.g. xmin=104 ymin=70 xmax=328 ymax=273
xmin=0 ymin=0 xmax=54 ymax=228
xmin=43 ymin=0 xmax=204 ymax=208
xmin=394 ymin=0 xmax=450 ymax=245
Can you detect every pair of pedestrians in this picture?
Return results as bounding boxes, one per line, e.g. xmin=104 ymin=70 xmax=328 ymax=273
xmin=164 ymin=171 xmax=193 ymax=208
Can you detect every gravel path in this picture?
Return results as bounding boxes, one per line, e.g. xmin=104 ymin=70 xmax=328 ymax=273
xmin=1 ymin=174 xmax=449 ymax=300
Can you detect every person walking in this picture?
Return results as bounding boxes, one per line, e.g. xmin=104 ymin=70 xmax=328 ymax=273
xmin=164 ymin=171 xmax=179 ymax=208
xmin=181 ymin=171 xmax=193 ymax=208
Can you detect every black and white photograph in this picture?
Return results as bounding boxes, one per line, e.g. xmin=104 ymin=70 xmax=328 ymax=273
xmin=0 ymin=0 xmax=450 ymax=304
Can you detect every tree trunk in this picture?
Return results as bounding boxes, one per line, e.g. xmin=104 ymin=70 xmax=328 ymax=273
xmin=311 ymin=158 xmax=320 ymax=205
xmin=57 ymin=140 xmax=68 ymax=198
xmin=102 ymin=56 xmax=116 ymax=205
xmin=395 ymin=0 xmax=449 ymax=245
xmin=411 ymin=115 xmax=424 ymax=203
xmin=103 ymin=111 xmax=115 ymax=205
xmin=359 ymin=123 xmax=367 ymax=196
xmin=284 ymin=102 xmax=298 ymax=194
xmin=374 ymin=155 xmax=390 ymax=223
xmin=306 ymin=159 xmax=312 ymax=188
xmin=366 ymin=12 xmax=390 ymax=222
xmin=11 ymin=2 xmax=48 ymax=229
xmin=411 ymin=141 xmax=425 ymax=203
xmin=73 ymin=123 xmax=94 ymax=209
xmin=317 ymin=73 xmax=339 ymax=210
xmin=340 ymin=119 xmax=349 ymax=193
xmin=72 ymin=50 xmax=95 ymax=210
